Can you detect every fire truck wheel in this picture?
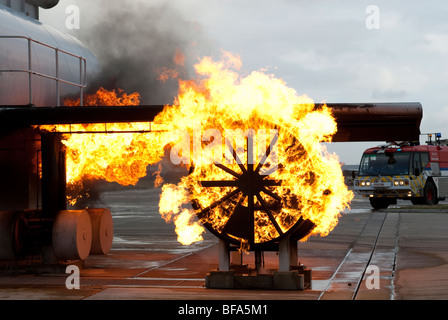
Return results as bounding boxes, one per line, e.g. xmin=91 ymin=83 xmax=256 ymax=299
xmin=369 ymin=197 xmax=390 ymax=210
xmin=423 ymin=181 xmax=437 ymax=206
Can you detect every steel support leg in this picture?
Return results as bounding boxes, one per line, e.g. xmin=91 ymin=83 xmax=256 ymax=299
xmin=255 ymin=250 xmax=263 ymax=273
xmin=279 ymin=236 xmax=298 ymax=271
xmin=41 ymin=133 xmax=66 ymax=219
xmin=218 ymin=239 xmax=230 ymax=271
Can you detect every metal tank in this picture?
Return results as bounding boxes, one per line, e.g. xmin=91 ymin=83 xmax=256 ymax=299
xmin=0 ymin=2 xmax=100 ymax=107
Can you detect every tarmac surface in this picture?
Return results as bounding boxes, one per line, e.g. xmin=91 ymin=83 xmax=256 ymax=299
xmin=1 ymin=187 xmax=448 ymax=302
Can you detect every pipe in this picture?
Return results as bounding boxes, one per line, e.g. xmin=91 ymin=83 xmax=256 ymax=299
xmin=0 ymin=105 xmax=166 ymax=126
xmin=319 ymin=102 xmax=423 ymax=142
xmin=0 ymin=102 xmax=423 ymax=142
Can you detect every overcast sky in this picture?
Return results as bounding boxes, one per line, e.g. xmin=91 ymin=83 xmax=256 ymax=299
xmin=40 ymin=0 xmax=448 ymax=164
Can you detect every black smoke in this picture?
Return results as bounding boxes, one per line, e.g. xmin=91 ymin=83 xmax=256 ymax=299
xmin=74 ymin=0 xmax=203 ymax=105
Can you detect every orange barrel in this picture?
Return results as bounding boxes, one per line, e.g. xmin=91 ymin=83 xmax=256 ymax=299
xmin=87 ymin=208 xmax=113 ymax=255
xmin=52 ymin=210 xmax=92 ymax=261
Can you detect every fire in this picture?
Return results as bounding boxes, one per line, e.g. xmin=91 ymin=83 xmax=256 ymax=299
xmin=157 ymin=48 xmax=186 ymax=83
xmin=39 ymin=51 xmax=353 ymax=246
xmin=155 ymin=51 xmax=354 ymax=246
xmin=39 ymin=87 xmax=169 ymax=205
xmin=64 ymin=87 xmax=140 ymax=107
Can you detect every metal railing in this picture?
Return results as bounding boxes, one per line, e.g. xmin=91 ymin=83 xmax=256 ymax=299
xmin=0 ymin=35 xmax=87 ymax=106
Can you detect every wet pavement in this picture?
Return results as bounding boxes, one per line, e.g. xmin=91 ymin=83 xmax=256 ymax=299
xmin=1 ymin=187 xmax=448 ymax=301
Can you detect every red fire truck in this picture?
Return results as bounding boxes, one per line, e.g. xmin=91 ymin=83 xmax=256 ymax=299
xmin=354 ymin=134 xmax=448 ymax=209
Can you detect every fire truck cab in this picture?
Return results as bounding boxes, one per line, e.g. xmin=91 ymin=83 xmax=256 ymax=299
xmin=354 ymin=136 xmax=448 ymax=209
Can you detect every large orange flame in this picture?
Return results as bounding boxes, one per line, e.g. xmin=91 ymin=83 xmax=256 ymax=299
xmin=39 ymin=51 xmax=353 ymax=245
xmin=156 ymin=51 xmax=353 ymax=245
xmin=39 ymin=87 xmax=169 ymax=205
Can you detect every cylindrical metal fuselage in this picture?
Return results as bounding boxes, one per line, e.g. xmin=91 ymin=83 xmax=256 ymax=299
xmin=0 ymin=3 xmax=99 ymax=107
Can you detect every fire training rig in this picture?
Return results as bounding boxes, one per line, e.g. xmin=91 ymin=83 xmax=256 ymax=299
xmin=0 ymin=0 xmax=423 ymax=289
xmin=0 ymin=103 xmax=423 ymax=283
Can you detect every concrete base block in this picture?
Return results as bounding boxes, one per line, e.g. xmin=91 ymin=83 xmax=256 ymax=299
xmin=206 ymin=271 xmax=235 ymax=289
xmin=234 ymin=274 xmax=273 ymax=289
xmin=206 ymin=269 xmax=310 ymax=290
xmin=273 ymin=271 xmax=304 ymax=290
xmin=292 ymin=265 xmax=312 ymax=289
